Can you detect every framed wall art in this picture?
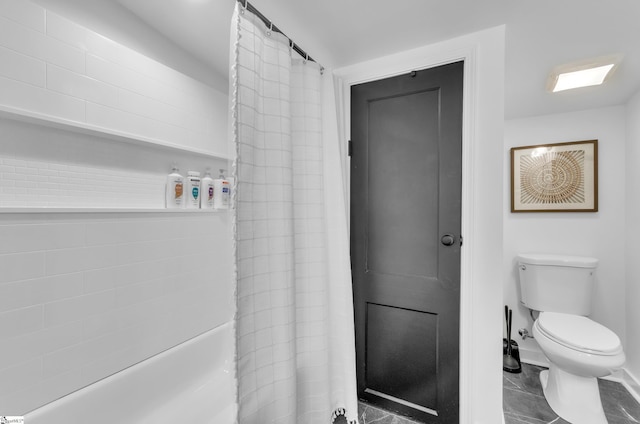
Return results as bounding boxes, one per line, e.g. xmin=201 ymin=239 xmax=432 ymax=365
xmin=511 ymin=140 xmax=598 ymax=212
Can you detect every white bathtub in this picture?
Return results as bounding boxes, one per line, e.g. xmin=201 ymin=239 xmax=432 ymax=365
xmin=25 ymin=322 xmax=237 ymax=424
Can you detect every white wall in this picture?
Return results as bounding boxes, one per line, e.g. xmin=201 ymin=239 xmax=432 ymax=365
xmin=625 ymin=91 xmax=640 ymax=383
xmin=0 ymin=0 xmax=233 ymax=415
xmin=503 ymin=106 xmax=627 ymax=362
xmin=335 ymin=25 xmax=506 ymax=424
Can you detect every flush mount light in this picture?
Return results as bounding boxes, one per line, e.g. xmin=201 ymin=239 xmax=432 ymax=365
xmin=547 ymin=55 xmax=622 ymax=93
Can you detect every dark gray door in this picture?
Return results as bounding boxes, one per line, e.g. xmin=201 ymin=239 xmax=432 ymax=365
xmin=350 ymin=61 xmax=463 ymax=423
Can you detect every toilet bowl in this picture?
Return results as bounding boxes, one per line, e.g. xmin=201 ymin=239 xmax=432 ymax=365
xmin=533 ymin=312 xmax=625 ymax=424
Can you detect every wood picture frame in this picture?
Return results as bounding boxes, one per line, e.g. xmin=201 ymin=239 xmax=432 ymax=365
xmin=511 ymin=140 xmax=598 ymax=212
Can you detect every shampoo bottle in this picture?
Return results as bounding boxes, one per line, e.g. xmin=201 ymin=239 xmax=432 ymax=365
xmin=165 ymin=165 xmax=184 ymax=209
xmin=200 ymin=168 xmax=215 ymax=209
xmin=213 ymin=169 xmax=230 ymax=209
xmin=185 ymin=171 xmax=201 ymax=209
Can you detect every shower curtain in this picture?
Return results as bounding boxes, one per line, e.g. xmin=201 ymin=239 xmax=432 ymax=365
xmin=230 ymin=4 xmax=358 ymax=424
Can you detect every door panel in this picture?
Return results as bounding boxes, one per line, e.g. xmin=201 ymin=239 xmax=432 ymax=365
xmin=350 ymin=61 xmax=463 ymax=423
xmin=366 ymin=303 xmax=438 ymax=411
xmin=367 ymin=90 xmax=440 ymax=278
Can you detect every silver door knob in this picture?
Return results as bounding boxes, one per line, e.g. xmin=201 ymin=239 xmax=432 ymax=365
xmin=441 ymin=234 xmax=455 ymax=246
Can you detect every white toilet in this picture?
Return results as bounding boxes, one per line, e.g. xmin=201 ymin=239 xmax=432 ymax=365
xmin=517 ymin=253 xmax=625 ymax=424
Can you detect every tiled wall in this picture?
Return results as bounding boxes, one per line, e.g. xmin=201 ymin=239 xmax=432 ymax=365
xmin=0 ymin=213 xmax=233 ymax=415
xmin=0 ymin=0 xmax=234 ymax=416
xmin=0 ymin=0 xmax=228 ymax=156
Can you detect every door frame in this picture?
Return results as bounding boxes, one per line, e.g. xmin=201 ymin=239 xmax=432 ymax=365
xmin=334 ymin=26 xmax=506 ymax=424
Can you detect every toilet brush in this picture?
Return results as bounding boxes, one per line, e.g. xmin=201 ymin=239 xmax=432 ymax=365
xmin=503 ymin=307 xmax=521 ymax=373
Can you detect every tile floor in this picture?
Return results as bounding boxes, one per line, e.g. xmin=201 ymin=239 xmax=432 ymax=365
xmin=504 ymin=363 xmax=640 ymax=424
xmin=337 ymin=362 xmax=640 ymax=424
xmin=356 ymin=401 xmax=424 ymax=424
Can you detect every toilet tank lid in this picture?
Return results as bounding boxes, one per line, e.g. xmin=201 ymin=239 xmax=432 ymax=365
xmin=517 ymin=253 xmax=598 ymax=268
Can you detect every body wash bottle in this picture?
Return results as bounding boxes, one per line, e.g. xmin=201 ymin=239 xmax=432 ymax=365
xmin=165 ymin=165 xmax=184 ymax=209
xmin=213 ymin=169 xmax=230 ymax=209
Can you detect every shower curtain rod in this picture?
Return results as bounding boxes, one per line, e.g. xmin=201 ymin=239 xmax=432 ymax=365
xmin=237 ymin=0 xmax=324 ymax=72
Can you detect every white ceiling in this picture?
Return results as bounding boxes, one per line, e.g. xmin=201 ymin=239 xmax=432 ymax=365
xmin=84 ymin=0 xmax=640 ymax=119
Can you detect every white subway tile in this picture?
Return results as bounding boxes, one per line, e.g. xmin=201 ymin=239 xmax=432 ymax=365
xmin=0 ymin=16 xmax=85 ymax=73
xmin=43 ymin=329 xmax=117 ymax=378
xmin=0 ymin=305 xmax=43 ymax=339
xmin=7 ymin=369 xmax=85 ymax=416
xmin=45 ymin=10 xmax=89 ymax=51
xmin=118 ymin=88 xmax=201 ymax=132
xmin=47 ymin=64 xmax=118 ymax=107
xmin=83 ymin=267 xmax=116 ymax=294
xmin=85 ymin=52 xmax=215 ymax=127
xmin=0 ymin=251 xmax=45 ymax=284
xmin=79 ymin=345 xmax=133 ymax=384
xmin=85 ymin=30 xmax=187 ymax=92
xmin=115 ymin=240 xmax=171 ymax=265
xmin=86 ymin=53 xmax=156 ymax=99
xmin=0 ymin=272 xmax=83 ymax=313
xmin=0 ymin=75 xmax=85 ymax=122
xmin=113 ymin=259 xmax=173 ymax=288
xmin=0 ymin=321 xmax=82 ymax=370
xmin=85 ymin=101 xmax=191 ymax=148
xmin=43 ymin=289 xmax=116 ymax=328
xmin=0 ymin=45 xmax=46 ymax=86
xmin=45 ymin=244 xmax=119 ymax=276
xmin=0 ymin=222 xmax=85 ymax=254
xmin=0 ymin=0 xmax=45 ymax=32
xmin=116 ymin=278 xmax=166 ymax=308
xmin=0 ymin=358 xmax=42 ymax=397
xmin=85 ymin=30 xmax=136 ymax=69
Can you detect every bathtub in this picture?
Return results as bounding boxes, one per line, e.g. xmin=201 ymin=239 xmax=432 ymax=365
xmin=24 ymin=322 xmax=237 ymax=424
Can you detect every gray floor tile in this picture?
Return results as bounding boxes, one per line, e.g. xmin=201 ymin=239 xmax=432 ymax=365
xmin=504 ymin=363 xmax=640 ymax=424
xmin=352 ymin=364 xmax=640 ymax=424
xmin=358 ymin=402 xmax=424 ymax=424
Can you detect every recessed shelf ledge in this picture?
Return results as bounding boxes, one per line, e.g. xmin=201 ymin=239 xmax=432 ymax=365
xmin=0 ymin=207 xmax=228 ymax=214
xmin=0 ymin=104 xmax=229 ymax=161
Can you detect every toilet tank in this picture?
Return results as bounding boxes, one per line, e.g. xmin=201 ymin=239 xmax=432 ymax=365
xmin=516 ymin=254 xmax=598 ymax=316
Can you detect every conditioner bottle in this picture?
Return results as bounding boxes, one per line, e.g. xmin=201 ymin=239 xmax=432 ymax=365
xmin=213 ymin=169 xmax=230 ymax=209
xmin=200 ymin=168 xmax=215 ymax=209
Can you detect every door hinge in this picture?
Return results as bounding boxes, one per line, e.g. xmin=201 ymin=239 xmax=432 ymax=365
xmin=460 ymin=235 xmax=463 ymax=247
xmin=348 ymin=140 xmax=353 ymax=156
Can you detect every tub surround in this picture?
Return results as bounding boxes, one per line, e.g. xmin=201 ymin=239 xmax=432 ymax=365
xmin=0 ymin=0 xmax=232 ymax=415
xmin=24 ymin=322 xmax=236 ymax=424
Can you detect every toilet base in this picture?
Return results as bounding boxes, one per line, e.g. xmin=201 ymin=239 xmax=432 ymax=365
xmin=540 ymin=366 xmax=608 ymax=424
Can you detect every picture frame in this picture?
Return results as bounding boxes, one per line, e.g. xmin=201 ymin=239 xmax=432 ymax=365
xmin=510 ymin=140 xmax=598 ymax=213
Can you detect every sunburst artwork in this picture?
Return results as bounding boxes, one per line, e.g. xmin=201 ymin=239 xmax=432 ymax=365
xmin=511 ymin=140 xmax=598 ymax=212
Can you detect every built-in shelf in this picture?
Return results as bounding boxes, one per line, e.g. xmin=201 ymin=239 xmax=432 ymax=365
xmin=0 ymin=105 xmax=229 ymax=161
xmin=0 ymin=207 xmax=228 ymax=214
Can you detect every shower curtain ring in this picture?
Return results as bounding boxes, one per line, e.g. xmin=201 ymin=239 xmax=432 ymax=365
xmin=267 ymin=22 xmax=273 ymax=36
xmin=304 ymin=53 xmax=309 ymax=64
xmin=241 ymin=0 xmax=248 ymax=14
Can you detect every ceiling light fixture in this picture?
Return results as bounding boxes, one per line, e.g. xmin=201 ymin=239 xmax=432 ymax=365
xmin=547 ymin=54 xmax=622 ymax=93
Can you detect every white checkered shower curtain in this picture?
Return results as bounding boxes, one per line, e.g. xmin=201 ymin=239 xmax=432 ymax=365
xmin=230 ymin=4 xmax=359 ymax=424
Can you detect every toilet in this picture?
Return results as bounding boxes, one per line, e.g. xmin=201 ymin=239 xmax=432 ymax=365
xmin=517 ymin=253 xmax=625 ymax=424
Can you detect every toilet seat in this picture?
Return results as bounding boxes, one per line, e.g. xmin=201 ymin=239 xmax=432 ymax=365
xmin=536 ymin=312 xmax=622 ymax=356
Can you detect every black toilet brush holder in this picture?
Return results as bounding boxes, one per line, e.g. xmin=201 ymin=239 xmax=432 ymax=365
xmin=503 ymin=305 xmax=522 ymax=373
xmin=503 ymin=338 xmax=522 ymax=373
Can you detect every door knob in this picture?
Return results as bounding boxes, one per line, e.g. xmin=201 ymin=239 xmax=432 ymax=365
xmin=441 ymin=234 xmax=455 ymax=246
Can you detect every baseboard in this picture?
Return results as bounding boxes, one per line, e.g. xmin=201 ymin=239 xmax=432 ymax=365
xmin=518 ymin=347 xmax=549 ymax=368
xmin=621 ymin=368 xmax=640 ymax=405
